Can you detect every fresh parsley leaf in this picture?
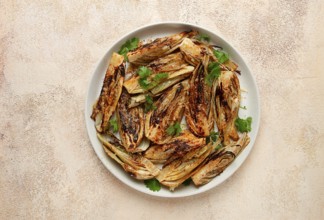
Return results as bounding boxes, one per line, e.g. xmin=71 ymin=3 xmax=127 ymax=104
xmin=118 ymin=37 xmax=139 ymax=60
xmin=138 ymin=66 xmax=152 ymax=79
xmin=205 ymin=62 xmax=221 ymax=86
xmin=235 ymin=117 xmax=252 ymax=132
xmin=206 ymin=131 xmax=219 ymax=144
xmin=213 ymin=50 xmax=229 ymax=63
xmin=153 ymin=73 xmax=168 ymax=81
xmin=215 ymin=144 xmax=223 ymax=151
xmin=138 ymin=78 xmax=151 ymax=90
xmin=138 ymin=69 xmax=169 ymax=90
xmin=196 ymin=33 xmax=210 ymax=42
xmin=166 ymin=122 xmax=182 ymax=136
xmin=144 ymin=95 xmax=156 ymax=113
xmin=109 ymin=118 xmax=118 ymax=133
xmin=208 ymin=62 xmax=219 ymax=72
xmin=144 ymin=178 xmax=161 ymax=192
xmin=182 ymin=178 xmax=192 ymax=186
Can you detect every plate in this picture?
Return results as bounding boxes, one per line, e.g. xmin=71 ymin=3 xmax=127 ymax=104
xmin=85 ymin=22 xmax=260 ymax=198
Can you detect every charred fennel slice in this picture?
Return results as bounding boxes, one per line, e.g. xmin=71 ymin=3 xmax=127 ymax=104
xmin=91 ymin=30 xmax=253 ymax=192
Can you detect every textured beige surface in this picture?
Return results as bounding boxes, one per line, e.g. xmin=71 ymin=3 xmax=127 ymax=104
xmin=1 ymin=1 xmax=323 ymax=219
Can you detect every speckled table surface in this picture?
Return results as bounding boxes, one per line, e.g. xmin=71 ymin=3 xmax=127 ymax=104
xmin=1 ymin=1 xmax=323 ymax=219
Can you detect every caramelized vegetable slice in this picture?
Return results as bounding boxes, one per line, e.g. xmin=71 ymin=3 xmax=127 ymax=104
xmin=185 ymin=60 xmax=214 ymax=137
xmin=127 ymin=30 xmax=198 ymax=65
xmin=117 ymin=89 xmax=145 ymax=152
xmin=124 ymin=52 xmax=194 ymax=94
xmin=180 ymin=38 xmax=208 ymax=66
xmin=156 ymin=143 xmax=213 ymax=191
xmin=192 ymin=133 xmax=250 ymax=186
xmin=144 ymin=130 xmax=205 ymax=163
xmin=97 ymin=133 xmax=160 ymax=180
xmin=91 ymin=53 xmax=125 ymax=133
xmin=145 ymin=81 xmax=189 ymax=144
xmin=213 ymin=71 xmax=240 ymax=145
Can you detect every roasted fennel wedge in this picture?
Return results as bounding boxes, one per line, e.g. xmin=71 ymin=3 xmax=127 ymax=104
xmin=127 ymin=30 xmax=198 ymax=65
xmin=156 ymin=142 xmax=214 ymax=191
xmin=213 ymin=71 xmax=241 ymax=145
xmin=123 ymin=52 xmax=194 ymax=94
xmin=97 ymin=133 xmax=160 ymax=180
xmin=91 ymin=53 xmax=125 ymax=133
xmin=185 ymin=59 xmax=214 ymax=137
xmin=144 ymin=130 xmax=205 ymax=163
xmin=192 ymin=133 xmax=250 ymax=186
xmin=145 ymin=80 xmax=189 ymax=144
xmin=117 ymin=89 xmax=146 ymax=152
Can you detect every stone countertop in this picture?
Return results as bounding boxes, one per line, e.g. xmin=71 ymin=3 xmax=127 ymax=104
xmin=1 ymin=1 xmax=323 ymax=219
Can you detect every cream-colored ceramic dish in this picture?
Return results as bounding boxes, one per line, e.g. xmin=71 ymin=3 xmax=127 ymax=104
xmin=85 ymin=22 xmax=260 ymax=198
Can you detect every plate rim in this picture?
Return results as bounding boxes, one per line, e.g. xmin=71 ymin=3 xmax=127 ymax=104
xmin=84 ymin=21 xmax=260 ymax=198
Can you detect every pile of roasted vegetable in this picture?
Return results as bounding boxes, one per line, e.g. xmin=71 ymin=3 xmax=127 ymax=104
xmin=91 ymin=30 xmax=252 ymax=192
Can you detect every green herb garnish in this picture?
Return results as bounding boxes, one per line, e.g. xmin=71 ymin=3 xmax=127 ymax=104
xmin=182 ymin=178 xmax=192 ymax=186
xmin=206 ymin=131 xmax=219 ymax=144
xmin=138 ymin=66 xmax=152 ymax=90
xmin=153 ymin=73 xmax=168 ymax=82
xmin=109 ymin=117 xmax=118 ymax=133
xmin=138 ymin=66 xmax=151 ymax=78
xmin=166 ymin=122 xmax=182 ymax=136
xmin=235 ymin=117 xmax=252 ymax=132
xmin=144 ymin=178 xmax=161 ymax=192
xmin=215 ymin=144 xmax=223 ymax=151
xmin=213 ymin=49 xmax=229 ymax=64
xmin=196 ymin=33 xmax=210 ymax=42
xmin=205 ymin=62 xmax=221 ymax=86
xmin=144 ymin=95 xmax=156 ymax=113
xmin=138 ymin=67 xmax=169 ymax=90
xmin=118 ymin=37 xmax=139 ymax=60
xmin=240 ymin=106 xmax=247 ymax=110
xmin=139 ymin=78 xmax=151 ymax=90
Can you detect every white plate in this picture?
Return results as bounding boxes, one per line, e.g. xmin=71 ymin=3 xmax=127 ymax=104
xmin=85 ymin=22 xmax=260 ymax=198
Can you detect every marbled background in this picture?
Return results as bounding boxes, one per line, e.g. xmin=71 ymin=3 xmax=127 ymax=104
xmin=1 ymin=1 xmax=323 ymax=219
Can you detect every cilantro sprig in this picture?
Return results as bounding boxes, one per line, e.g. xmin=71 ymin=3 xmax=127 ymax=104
xmin=206 ymin=131 xmax=219 ymax=144
xmin=138 ymin=66 xmax=169 ymax=90
xmin=196 ymin=33 xmax=210 ymax=42
xmin=205 ymin=62 xmax=221 ymax=86
xmin=118 ymin=37 xmax=139 ymax=60
xmin=144 ymin=178 xmax=161 ymax=192
xmin=166 ymin=122 xmax=182 ymax=136
xmin=235 ymin=117 xmax=252 ymax=132
xmin=109 ymin=117 xmax=118 ymax=133
xmin=144 ymin=95 xmax=157 ymax=113
xmin=213 ymin=49 xmax=229 ymax=64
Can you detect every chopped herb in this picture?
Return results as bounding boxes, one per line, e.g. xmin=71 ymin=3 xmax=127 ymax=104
xmin=138 ymin=66 xmax=152 ymax=78
xmin=153 ymin=73 xmax=168 ymax=82
xmin=235 ymin=117 xmax=252 ymax=132
xmin=139 ymin=78 xmax=151 ymax=90
xmin=205 ymin=62 xmax=221 ymax=86
xmin=240 ymin=106 xmax=247 ymax=110
xmin=144 ymin=95 xmax=156 ymax=113
xmin=144 ymin=178 xmax=161 ymax=192
xmin=138 ymin=68 xmax=169 ymax=90
xmin=182 ymin=178 xmax=192 ymax=186
xmin=196 ymin=33 xmax=210 ymax=42
xmin=166 ymin=122 xmax=182 ymax=136
xmin=215 ymin=144 xmax=223 ymax=151
xmin=138 ymin=66 xmax=152 ymax=90
xmin=118 ymin=37 xmax=139 ymax=60
xmin=109 ymin=118 xmax=118 ymax=133
xmin=213 ymin=49 xmax=229 ymax=64
xmin=206 ymin=131 xmax=219 ymax=144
